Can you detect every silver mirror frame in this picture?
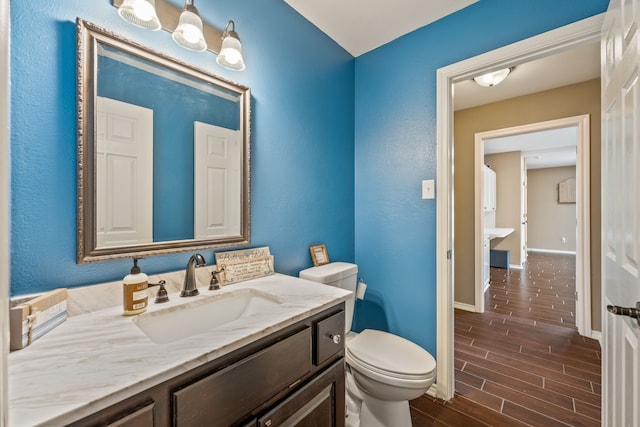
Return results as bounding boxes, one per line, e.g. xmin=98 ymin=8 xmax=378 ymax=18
xmin=76 ymin=19 xmax=251 ymax=263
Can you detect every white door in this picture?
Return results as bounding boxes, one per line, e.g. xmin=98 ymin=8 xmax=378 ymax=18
xmin=194 ymin=122 xmax=241 ymax=239
xmin=602 ymin=1 xmax=640 ymax=425
xmin=96 ymin=97 xmax=153 ymax=247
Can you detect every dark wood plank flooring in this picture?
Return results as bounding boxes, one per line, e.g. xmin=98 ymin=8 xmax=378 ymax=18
xmin=410 ymin=252 xmax=601 ymax=426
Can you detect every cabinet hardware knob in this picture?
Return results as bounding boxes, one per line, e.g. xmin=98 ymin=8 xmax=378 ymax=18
xmin=329 ymin=334 xmax=342 ymax=345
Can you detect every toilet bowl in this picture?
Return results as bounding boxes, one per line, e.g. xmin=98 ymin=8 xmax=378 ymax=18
xmin=299 ymin=262 xmax=436 ymax=427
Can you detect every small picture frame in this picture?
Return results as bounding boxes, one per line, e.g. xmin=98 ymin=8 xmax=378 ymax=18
xmin=310 ymin=244 xmax=329 ymax=266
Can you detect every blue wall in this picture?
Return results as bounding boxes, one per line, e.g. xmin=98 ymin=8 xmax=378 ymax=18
xmin=352 ymin=0 xmax=609 ymax=355
xmin=11 ymin=0 xmax=609 ymax=358
xmin=10 ymin=0 xmax=355 ymax=295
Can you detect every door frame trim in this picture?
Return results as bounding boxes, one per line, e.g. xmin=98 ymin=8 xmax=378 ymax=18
xmin=435 ymin=13 xmax=603 ymax=400
xmin=473 ymin=115 xmax=591 ymax=339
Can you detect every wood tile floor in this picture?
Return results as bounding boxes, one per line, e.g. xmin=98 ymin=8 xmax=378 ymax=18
xmin=410 ymin=252 xmax=601 ymax=426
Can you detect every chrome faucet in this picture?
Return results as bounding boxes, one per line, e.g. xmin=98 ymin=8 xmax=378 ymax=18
xmin=181 ymin=253 xmax=206 ymax=297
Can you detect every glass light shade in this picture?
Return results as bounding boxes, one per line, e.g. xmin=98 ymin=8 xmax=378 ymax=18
xmin=216 ymin=33 xmax=245 ymax=71
xmin=118 ymin=0 xmax=161 ymax=31
xmin=172 ymin=6 xmax=207 ymax=52
xmin=473 ymin=68 xmax=511 ymax=87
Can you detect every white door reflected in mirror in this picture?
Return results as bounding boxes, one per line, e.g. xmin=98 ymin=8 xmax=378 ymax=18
xmin=96 ymin=97 xmax=153 ymax=248
xmin=194 ymin=122 xmax=241 ymax=239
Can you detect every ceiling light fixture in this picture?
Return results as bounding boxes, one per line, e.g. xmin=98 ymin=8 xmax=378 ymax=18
xmin=117 ymin=0 xmax=161 ymax=31
xmin=473 ymin=67 xmax=513 ymax=87
xmin=172 ymin=0 xmax=207 ymax=52
xmin=216 ymin=21 xmax=246 ymax=71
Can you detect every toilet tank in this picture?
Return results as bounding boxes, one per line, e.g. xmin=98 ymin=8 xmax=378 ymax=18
xmin=299 ymin=262 xmax=358 ymax=333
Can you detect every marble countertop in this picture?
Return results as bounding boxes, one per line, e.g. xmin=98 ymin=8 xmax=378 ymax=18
xmin=8 ymin=273 xmax=351 ymax=427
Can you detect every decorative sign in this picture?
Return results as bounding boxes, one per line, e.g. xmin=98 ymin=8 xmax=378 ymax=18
xmin=214 ymin=247 xmax=275 ymax=285
xmin=558 ymin=178 xmax=576 ymax=203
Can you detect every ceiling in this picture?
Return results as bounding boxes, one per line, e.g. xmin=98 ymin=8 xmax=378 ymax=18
xmin=484 ymin=127 xmax=578 ymax=170
xmin=453 ymin=42 xmax=601 ymax=111
xmin=284 ymin=1 xmax=600 ymax=169
xmin=283 ymin=0 xmax=479 ymax=57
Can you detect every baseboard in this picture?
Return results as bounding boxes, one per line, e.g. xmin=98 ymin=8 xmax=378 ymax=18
xmin=454 ymin=302 xmax=477 ymax=312
xmin=528 ymin=248 xmax=577 ymax=255
xmin=509 ymin=264 xmax=522 ymax=269
xmin=425 ymin=382 xmax=439 ymax=398
xmin=591 ymin=330 xmax=602 ymax=345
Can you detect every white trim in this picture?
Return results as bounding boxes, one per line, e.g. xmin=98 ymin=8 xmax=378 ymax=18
xmin=528 ymin=248 xmax=578 ymax=255
xmin=425 ymin=383 xmax=438 ymax=398
xmin=474 ymin=134 xmax=485 ymax=313
xmin=474 ymin=114 xmax=590 ymax=334
xmin=436 ymin=40 xmax=455 ymax=402
xmin=575 ymin=113 xmax=592 ymax=338
xmin=508 ymin=264 xmax=523 ymax=270
xmin=454 ymin=302 xmax=477 ymax=312
xmin=436 ymin=13 xmax=604 ymax=400
xmin=591 ymin=330 xmax=602 ymax=345
xmin=0 ymin=0 xmax=9 ymax=424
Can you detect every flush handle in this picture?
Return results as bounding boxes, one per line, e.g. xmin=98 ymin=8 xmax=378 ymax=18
xmin=329 ymin=334 xmax=342 ymax=345
xmin=607 ymin=302 xmax=640 ymax=326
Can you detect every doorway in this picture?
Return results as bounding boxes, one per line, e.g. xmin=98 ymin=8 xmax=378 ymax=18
xmin=472 ymin=116 xmax=591 ymax=337
xmin=434 ymin=14 xmax=604 ymax=401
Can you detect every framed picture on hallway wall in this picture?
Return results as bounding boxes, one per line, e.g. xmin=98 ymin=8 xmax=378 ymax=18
xmin=310 ymin=244 xmax=329 ymax=266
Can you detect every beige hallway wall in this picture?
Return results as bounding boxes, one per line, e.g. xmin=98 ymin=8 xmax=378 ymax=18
xmin=453 ymin=78 xmax=601 ymax=331
xmin=528 ymin=166 xmax=577 ymax=252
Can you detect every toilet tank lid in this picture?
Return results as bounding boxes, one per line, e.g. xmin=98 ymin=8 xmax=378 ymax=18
xmin=299 ymin=262 xmax=358 ymax=283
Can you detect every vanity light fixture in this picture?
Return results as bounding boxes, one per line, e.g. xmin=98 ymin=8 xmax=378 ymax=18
xmin=473 ymin=67 xmax=513 ymax=87
xmin=112 ymin=0 xmax=246 ymax=71
xmin=172 ymin=0 xmax=207 ymax=52
xmin=216 ymin=20 xmax=246 ymax=71
xmin=117 ymin=0 xmax=161 ymax=31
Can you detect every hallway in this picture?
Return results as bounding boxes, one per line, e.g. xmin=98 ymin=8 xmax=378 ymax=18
xmin=410 ymin=252 xmax=601 ymax=426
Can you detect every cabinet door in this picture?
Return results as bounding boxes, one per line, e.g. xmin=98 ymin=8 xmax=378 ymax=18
xmin=483 ymin=166 xmax=494 ymax=212
xmin=173 ymin=328 xmax=312 ymax=427
xmin=490 ymin=168 xmax=496 ymax=210
xmin=257 ymin=360 xmax=345 ymax=427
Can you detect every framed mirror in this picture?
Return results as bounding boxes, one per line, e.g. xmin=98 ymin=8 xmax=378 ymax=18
xmin=76 ymin=19 xmax=250 ymax=263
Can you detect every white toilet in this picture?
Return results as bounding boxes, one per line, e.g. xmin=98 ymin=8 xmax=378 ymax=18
xmin=300 ymin=262 xmax=436 ymax=427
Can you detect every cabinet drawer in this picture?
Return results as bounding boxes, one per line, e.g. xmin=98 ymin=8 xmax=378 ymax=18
xmin=173 ymin=327 xmax=312 ymax=427
xmin=314 ymin=311 xmax=345 ymax=366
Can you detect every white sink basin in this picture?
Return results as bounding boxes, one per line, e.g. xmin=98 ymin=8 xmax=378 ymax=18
xmin=132 ymin=288 xmax=283 ymax=344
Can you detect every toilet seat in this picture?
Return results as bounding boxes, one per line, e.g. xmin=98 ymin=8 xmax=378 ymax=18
xmin=345 ymin=329 xmax=436 ymax=383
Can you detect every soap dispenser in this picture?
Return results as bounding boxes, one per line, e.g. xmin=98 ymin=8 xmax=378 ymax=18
xmin=123 ymin=258 xmax=149 ymax=315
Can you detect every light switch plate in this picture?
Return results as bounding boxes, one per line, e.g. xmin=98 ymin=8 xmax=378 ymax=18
xmin=422 ymin=179 xmax=435 ymax=199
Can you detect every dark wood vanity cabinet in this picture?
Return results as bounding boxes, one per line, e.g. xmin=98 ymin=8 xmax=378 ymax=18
xmin=69 ymin=304 xmax=345 ymax=427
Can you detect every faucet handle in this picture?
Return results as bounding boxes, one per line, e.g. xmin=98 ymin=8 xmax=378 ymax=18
xmin=149 ymin=280 xmax=169 ymax=303
xmin=209 ymin=266 xmax=225 ymax=291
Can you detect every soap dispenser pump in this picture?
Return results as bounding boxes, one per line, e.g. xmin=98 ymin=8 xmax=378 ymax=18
xmin=123 ymin=258 xmax=149 ymax=315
